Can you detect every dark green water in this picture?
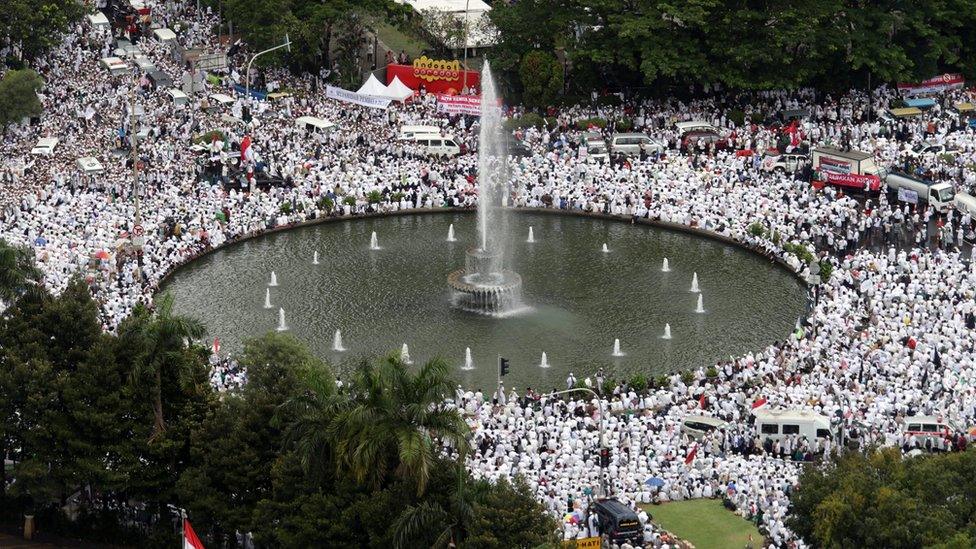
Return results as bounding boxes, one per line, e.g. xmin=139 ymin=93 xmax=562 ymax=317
xmin=162 ymin=212 xmax=806 ymax=391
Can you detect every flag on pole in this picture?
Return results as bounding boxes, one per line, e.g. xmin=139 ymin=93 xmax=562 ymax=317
xmin=684 ymin=442 xmax=698 ymax=465
xmin=698 ymin=393 xmax=706 ymax=409
xmin=183 ymin=519 xmax=205 ymax=549
xmin=751 ymin=397 xmax=768 ymax=410
xmin=211 ymin=337 xmax=220 ymax=355
xmin=240 ymin=135 xmax=253 ymax=163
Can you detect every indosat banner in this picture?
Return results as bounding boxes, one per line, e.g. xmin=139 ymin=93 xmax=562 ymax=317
xmin=386 ymin=56 xmax=481 ymax=94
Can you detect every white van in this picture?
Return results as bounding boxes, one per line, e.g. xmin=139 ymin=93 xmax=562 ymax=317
xmin=295 ymin=116 xmax=337 ymax=133
xmin=675 ymin=121 xmax=717 ymax=134
xmin=754 ymin=409 xmax=833 ymax=442
xmin=903 ymin=415 xmax=961 ymax=446
xmin=681 ymin=415 xmax=729 ymax=440
xmin=411 ymin=134 xmax=461 ymax=157
xmin=399 ymin=125 xmax=441 ymax=140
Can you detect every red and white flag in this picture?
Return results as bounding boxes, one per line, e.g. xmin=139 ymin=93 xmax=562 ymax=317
xmin=684 ymin=442 xmax=698 ymax=465
xmin=752 ymin=397 xmax=768 ymax=410
xmin=240 ymin=135 xmax=253 ymax=163
xmin=212 ymin=337 xmax=220 ymax=355
xmin=698 ymin=393 xmax=706 ymax=409
xmin=183 ymin=519 xmax=205 ymax=549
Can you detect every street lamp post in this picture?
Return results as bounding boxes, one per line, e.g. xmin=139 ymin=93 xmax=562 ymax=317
xmin=546 ymin=387 xmax=607 ymax=498
xmin=462 ymin=0 xmax=471 ymax=93
xmin=245 ymin=34 xmax=292 ymax=99
xmin=128 ymin=78 xmax=144 ymax=281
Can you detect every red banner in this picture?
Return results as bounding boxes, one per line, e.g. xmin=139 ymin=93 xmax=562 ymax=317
xmin=825 ymin=172 xmax=881 ymax=192
xmin=387 ymin=60 xmax=480 ymax=95
xmin=897 ymin=73 xmax=965 ymax=96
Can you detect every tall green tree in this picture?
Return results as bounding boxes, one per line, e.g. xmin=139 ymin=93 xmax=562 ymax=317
xmin=0 ymin=239 xmax=42 ymax=305
xmin=119 ymin=294 xmax=206 ymax=441
xmin=519 ymin=51 xmax=564 ymax=108
xmin=0 ymin=0 xmax=83 ymax=61
xmin=329 ymin=355 xmax=469 ymax=496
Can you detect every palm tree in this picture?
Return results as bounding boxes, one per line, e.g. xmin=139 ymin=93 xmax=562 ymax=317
xmin=123 ymin=293 xmax=205 ymax=441
xmin=276 ymin=361 xmax=345 ymax=481
xmin=0 ymin=240 xmax=42 ymax=307
xmin=392 ymin=458 xmax=485 ymax=549
xmin=331 ymin=354 xmax=470 ymax=496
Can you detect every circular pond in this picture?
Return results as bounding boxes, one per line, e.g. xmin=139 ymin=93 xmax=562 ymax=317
xmin=162 ymin=211 xmax=807 ymax=390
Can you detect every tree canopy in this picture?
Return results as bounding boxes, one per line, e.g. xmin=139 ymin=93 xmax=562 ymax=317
xmin=489 ymin=0 xmax=976 ymax=102
xmin=789 ymin=448 xmax=976 ymax=548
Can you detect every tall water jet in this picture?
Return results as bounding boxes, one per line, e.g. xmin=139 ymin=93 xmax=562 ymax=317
xmin=269 ymin=271 xmax=278 ymax=286
xmin=662 ymin=323 xmax=672 ymax=339
xmin=447 ymin=61 xmax=523 ymax=315
xmin=276 ymin=308 xmax=287 ymax=331
xmin=661 ymin=259 xmax=670 ymax=272
xmin=312 ymin=251 xmax=319 ymax=265
xmin=539 ymin=351 xmax=550 ymax=368
xmin=602 ymin=243 xmax=610 ymax=253
xmin=696 ymin=294 xmax=705 ymax=313
xmin=690 ymin=272 xmax=700 ymax=293
xmin=527 ymin=226 xmax=535 ymax=243
xmin=263 ymin=288 xmax=272 ymax=309
xmin=612 ymin=339 xmax=624 ymax=357
xmin=447 ymin=224 xmax=457 ymax=242
xmin=401 ymin=343 xmax=412 ymax=364
xmin=462 ymin=347 xmax=474 ymax=370
xmin=332 ymin=329 xmax=346 ymax=352
xmin=369 ymin=231 xmax=380 ymax=250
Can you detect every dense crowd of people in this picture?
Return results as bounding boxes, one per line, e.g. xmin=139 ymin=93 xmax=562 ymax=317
xmin=3 ymin=1 xmax=976 ymax=547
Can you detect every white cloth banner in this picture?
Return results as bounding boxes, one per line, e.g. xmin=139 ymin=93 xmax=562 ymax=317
xmin=326 ymin=85 xmax=391 ymax=110
xmin=897 ymin=187 xmax=919 ymax=204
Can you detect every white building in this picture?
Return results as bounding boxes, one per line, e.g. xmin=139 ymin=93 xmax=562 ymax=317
xmin=397 ymin=0 xmax=497 ymax=49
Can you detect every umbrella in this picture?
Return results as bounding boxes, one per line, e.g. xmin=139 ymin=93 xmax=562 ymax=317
xmin=645 ymin=477 xmax=665 ymax=487
xmin=94 ymin=250 xmax=110 ymax=260
xmin=34 ymin=236 xmax=47 ymax=246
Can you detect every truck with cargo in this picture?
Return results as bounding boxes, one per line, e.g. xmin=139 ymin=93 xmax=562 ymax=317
xmin=811 ymin=147 xmax=882 ymax=193
xmin=882 ymin=171 xmax=955 ymax=212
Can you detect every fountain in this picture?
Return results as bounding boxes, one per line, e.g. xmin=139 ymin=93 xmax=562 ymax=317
xmin=276 ymin=308 xmax=287 ymax=331
xmin=696 ymin=294 xmax=705 ymax=313
xmin=661 ymin=259 xmax=670 ymax=272
xmin=539 ymin=351 xmax=550 ymax=368
xmin=662 ymin=323 xmax=672 ymax=339
xmin=269 ymin=271 xmax=278 ymax=286
xmin=313 ymin=251 xmax=319 ymax=265
xmin=369 ymin=231 xmax=380 ymax=250
xmin=400 ymin=343 xmax=412 ymax=364
xmin=332 ymin=329 xmax=346 ymax=351
xmin=462 ymin=347 xmax=475 ymax=370
xmin=263 ymin=288 xmax=272 ymax=309
xmin=527 ymin=226 xmax=535 ymax=243
xmin=690 ymin=272 xmax=700 ymax=293
xmin=601 ymin=243 xmax=610 ymax=253
xmin=447 ymin=224 xmax=457 ymax=242
xmin=612 ymin=338 xmax=625 ymax=357
xmin=447 ymin=61 xmax=523 ymax=315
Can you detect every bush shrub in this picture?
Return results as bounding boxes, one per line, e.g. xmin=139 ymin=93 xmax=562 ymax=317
xmin=706 ymin=366 xmax=718 ymax=378
xmin=279 ymin=202 xmax=292 ymax=214
xmin=615 ymin=118 xmax=634 ymax=131
xmin=629 ymin=374 xmax=648 ymax=392
xmin=342 ymin=196 xmax=357 ymax=207
xmin=503 ymin=112 xmax=545 ymax=131
xmin=728 ymin=109 xmax=746 ymax=126
xmin=367 ymin=190 xmax=383 ymax=204
xmin=680 ymin=371 xmax=695 ymax=385
xmin=317 ymin=196 xmax=334 ymax=211
xmin=748 ymin=222 xmax=766 ymax=237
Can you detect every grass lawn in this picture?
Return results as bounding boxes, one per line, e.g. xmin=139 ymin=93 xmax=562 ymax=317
xmin=640 ymin=499 xmax=763 ymax=549
xmin=375 ymin=22 xmax=431 ymax=60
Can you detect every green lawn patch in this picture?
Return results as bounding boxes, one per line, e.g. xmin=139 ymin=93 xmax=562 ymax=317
xmin=375 ymin=22 xmax=430 ymax=60
xmin=641 ymin=499 xmax=763 ymax=549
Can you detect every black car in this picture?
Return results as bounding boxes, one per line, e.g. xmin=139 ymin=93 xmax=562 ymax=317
xmin=589 ymin=498 xmax=644 ymax=545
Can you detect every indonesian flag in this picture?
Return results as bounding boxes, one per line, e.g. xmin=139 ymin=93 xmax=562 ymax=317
xmin=240 ymin=135 xmax=253 ymax=163
xmin=684 ymin=443 xmax=698 ymax=465
xmin=698 ymin=393 xmax=706 ymax=409
xmin=183 ymin=519 xmax=205 ymax=549
xmin=752 ymin=397 xmax=768 ymax=410
xmin=212 ymin=337 xmax=220 ymax=355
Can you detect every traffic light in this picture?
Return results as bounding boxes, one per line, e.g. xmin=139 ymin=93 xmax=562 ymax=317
xmin=499 ymin=357 xmax=510 ymax=377
xmin=599 ymin=447 xmax=610 ymax=467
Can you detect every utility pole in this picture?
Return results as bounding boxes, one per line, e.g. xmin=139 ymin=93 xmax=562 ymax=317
xmin=129 ymin=80 xmax=144 ymax=281
xmin=462 ymin=0 xmax=471 ymax=93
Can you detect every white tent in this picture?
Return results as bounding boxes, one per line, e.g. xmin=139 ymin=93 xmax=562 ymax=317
xmin=357 ymin=74 xmax=389 ymax=97
xmin=76 ymin=157 xmax=105 ymax=174
xmin=87 ymin=12 xmax=110 ymax=29
xmin=153 ymin=28 xmax=177 ymax=43
xmin=384 ymin=76 xmax=414 ymax=102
